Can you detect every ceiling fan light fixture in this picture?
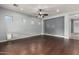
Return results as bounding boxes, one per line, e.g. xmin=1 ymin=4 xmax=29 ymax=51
xmin=36 ymin=9 xmax=48 ymax=18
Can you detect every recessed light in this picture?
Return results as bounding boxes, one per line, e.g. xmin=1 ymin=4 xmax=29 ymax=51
xmin=31 ymin=21 xmax=35 ymax=24
xmin=56 ymin=9 xmax=60 ymax=12
xmin=38 ymin=22 xmax=41 ymax=25
xmin=20 ymin=8 xmax=24 ymax=11
xmin=30 ymin=33 xmax=32 ymax=34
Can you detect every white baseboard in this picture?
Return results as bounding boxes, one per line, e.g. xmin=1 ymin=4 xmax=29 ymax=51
xmin=0 ymin=33 xmax=69 ymax=43
xmin=0 ymin=34 xmax=41 ymax=43
xmin=0 ymin=40 xmax=8 ymax=42
xmin=44 ymin=34 xmax=69 ymax=39
xmin=40 ymin=33 xmax=44 ymax=35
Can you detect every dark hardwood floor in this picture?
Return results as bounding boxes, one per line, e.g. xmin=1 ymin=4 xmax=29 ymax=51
xmin=0 ymin=35 xmax=79 ymax=55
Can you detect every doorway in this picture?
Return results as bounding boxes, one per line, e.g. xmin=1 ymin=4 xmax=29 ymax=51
xmin=70 ymin=14 xmax=79 ymax=39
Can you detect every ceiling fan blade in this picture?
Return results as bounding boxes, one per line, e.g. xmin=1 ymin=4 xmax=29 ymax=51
xmin=43 ymin=14 xmax=48 ymax=16
xmin=13 ymin=4 xmax=18 ymax=7
xmin=42 ymin=15 xmax=44 ymax=18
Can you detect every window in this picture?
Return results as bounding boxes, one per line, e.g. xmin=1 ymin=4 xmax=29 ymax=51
xmin=5 ymin=16 xmax=13 ymax=25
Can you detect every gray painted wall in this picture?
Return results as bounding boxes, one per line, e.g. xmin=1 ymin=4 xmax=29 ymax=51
xmin=0 ymin=8 xmax=42 ymax=41
xmin=72 ymin=20 xmax=79 ymax=33
xmin=0 ymin=7 xmax=65 ymax=42
xmin=44 ymin=16 xmax=64 ymax=36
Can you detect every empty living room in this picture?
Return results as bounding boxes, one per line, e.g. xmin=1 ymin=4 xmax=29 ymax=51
xmin=1 ymin=4 xmax=79 ymax=55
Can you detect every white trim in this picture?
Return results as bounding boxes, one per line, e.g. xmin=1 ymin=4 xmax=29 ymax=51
xmin=52 ymin=35 xmax=65 ymax=38
xmin=44 ymin=34 xmax=69 ymax=39
xmin=11 ymin=34 xmax=41 ymax=40
xmin=0 ymin=34 xmax=41 ymax=43
xmin=40 ymin=33 xmax=44 ymax=35
xmin=0 ymin=34 xmax=69 ymax=43
xmin=64 ymin=15 xmax=70 ymax=39
xmin=41 ymin=18 xmax=44 ymax=34
xmin=0 ymin=40 xmax=8 ymax=42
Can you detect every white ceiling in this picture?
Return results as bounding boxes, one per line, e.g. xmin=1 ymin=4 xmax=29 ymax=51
xmin=0 ymin=4 xmax=79 ymax=18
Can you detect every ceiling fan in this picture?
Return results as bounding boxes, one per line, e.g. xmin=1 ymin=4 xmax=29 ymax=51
xmin=36 ymin=9 xmax=48 ymax=18
xmin=13 ymin=4 xmax=48 ymax=18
